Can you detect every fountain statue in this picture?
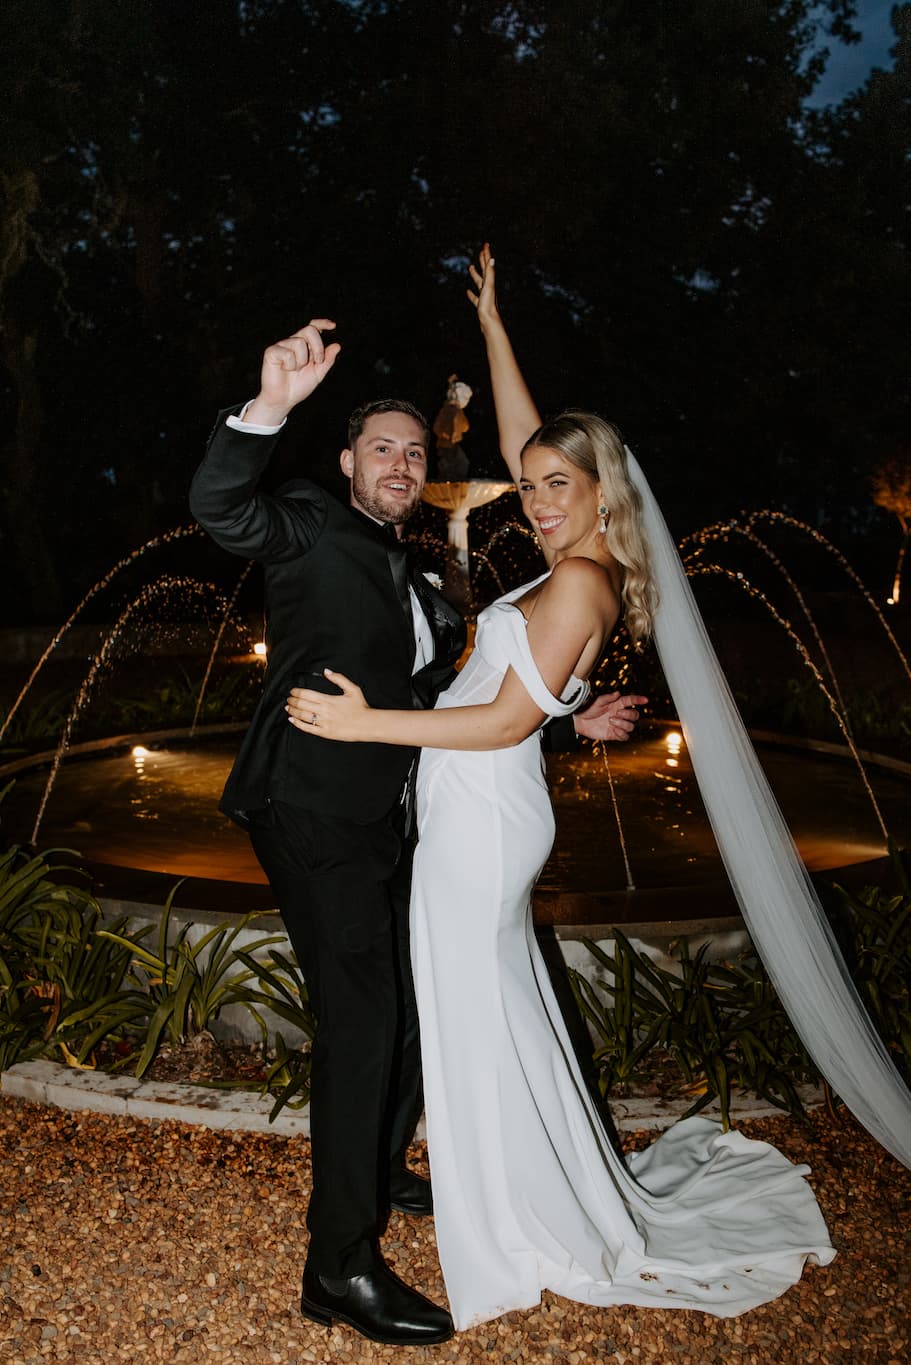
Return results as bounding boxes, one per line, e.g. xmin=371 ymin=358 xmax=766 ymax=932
xmin=420 ymin=374 xmax=514 ymax=611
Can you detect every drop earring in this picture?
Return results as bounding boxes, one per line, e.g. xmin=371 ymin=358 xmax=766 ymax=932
xmin=598 ymin=504 xmax=608 ymax=535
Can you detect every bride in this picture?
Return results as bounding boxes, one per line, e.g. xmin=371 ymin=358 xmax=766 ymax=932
xmin=288 ymin=248 xmax=910 ymax=1329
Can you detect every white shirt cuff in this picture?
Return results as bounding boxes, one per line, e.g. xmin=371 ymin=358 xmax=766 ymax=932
xmin=226 ymin=401 xmax=287 ymax=435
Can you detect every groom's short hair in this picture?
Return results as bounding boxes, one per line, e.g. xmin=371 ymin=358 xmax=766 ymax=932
xmin=347 ymin=399 xmax=430 ymax=449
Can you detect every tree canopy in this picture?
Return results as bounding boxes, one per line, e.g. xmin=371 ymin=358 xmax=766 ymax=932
xmin=1 ymin=0 xmax=908 ymax=620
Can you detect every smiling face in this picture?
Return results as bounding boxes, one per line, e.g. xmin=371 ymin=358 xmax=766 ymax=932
xmin=518 ymin=444 xmax=603 ymax=558
xmin=340 ymin=411 xmax=428 ymax=525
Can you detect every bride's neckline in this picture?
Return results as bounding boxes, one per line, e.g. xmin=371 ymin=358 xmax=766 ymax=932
xmin=500 ymin=570 xmax=552 ymax=625
xmin=491 ymin=573 xmax=588 ymax=688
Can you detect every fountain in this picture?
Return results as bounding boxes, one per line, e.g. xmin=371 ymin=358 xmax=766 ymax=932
xmin=4 ymin=725 xmax=908 ymax=929
xmin=26 ymin=577 xmax=250 ymax=846
xmin=0 ymin=525 xmax=205 ymax=747
xmin=420 ymin=375 xmax=513 ymax=611
xmin=2 ymin=484 xmax=910 ymax=952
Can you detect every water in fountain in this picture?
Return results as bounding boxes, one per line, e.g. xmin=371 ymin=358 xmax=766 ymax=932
xmin=405 ymin=503 xmax=541 ymax=611
xmin=470 ymin=521 xmax=542 ymax=601
xmin=750 ymin=511 xmax=911 ymax=684
xmin=0 ymin=525 xmax=204 ymax=745
xmin=682 ymin=524 xmax=851 ymax=722
xmin=190 ymin=562 xmax=257 ymax=736
xmin=677 ymin=511 xmax=911 ymax=842
xmin=24 ymin=574 xmax=252 ymax=844
xmin=3 ymin=504 xmax=908 ymax=912
xmin=684 ymin=562 xmax=890 ymax=840
xmin=8 ymin=728 xmax=909 ymax=922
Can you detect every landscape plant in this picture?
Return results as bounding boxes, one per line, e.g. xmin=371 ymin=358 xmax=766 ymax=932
xmin=0 ymin=819 xmax=147 ymax=1070
xmin=106 ymin=665 xmax=259 ymax=731
xmin=0 ymin=665 xmax=259 ymax=764
xmin=0 ymin=691 xmax=74 ymax=758
xmin=827 ymin=841 xmax=911 ymax=1085
xmin=731 ymin=676 xmax=911 ymax=756
xmin=231 ymin=947 xmax=317 ymax=1117
xmin=570 ymin=929 xmax=818 ymax=1130
xmin=570 ymin=850 xmax=911 ymax=1129
xmin=96 ymin=889 xmax=287 ymax=1077
xmin=4 ymin=823 xmax=907 ymax=1129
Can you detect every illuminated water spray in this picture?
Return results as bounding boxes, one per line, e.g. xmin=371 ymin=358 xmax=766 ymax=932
xmin=29 ymin=576 xmax=241 ymax=844
xmin=0 ymin=525 xmax=204 ymax=745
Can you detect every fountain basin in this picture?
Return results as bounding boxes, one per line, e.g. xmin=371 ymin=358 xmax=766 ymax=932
xmin=4 ymin=726 xmax=909 ymax=941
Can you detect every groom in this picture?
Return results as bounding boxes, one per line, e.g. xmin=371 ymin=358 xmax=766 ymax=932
xmin=190 ymin=320 xmax=645 ymax=1347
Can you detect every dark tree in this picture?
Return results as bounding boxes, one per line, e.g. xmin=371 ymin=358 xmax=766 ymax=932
xmin=2 ymin=0 xmax=907 ymax=621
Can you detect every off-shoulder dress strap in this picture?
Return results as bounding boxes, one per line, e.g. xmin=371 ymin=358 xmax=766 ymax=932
xmin=491 ymin=603 xmax=590 ymax=717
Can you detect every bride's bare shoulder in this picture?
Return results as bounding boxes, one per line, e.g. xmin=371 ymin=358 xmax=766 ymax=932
xmin=547 ymin=555 xmax=617 ymax=596
xmin=542 ymin=556 xmax=620 ymax=621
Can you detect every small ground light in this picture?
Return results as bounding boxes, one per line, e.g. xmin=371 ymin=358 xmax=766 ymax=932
xmin=253 ymin=641 xmax=267 ymax=656
xmin=131 ymin=746 xmax=149 ymax=759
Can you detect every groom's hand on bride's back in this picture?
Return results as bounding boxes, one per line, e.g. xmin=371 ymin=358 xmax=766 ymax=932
xmin=573 ymin=692 xmax=648 ymax=742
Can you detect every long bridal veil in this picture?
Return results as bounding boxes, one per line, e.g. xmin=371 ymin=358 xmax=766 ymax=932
xmin=626 ymin=450 xmax=911 ymax=1169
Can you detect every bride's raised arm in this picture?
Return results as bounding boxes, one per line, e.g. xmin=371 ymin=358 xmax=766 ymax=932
xmin=467 ymin=244 xmax=541 ymax=485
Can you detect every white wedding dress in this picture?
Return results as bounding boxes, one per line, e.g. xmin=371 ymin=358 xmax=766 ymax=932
xmin=410 ymin=573 xmax=835 ymax=1330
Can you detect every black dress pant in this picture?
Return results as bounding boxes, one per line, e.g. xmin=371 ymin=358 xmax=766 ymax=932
xmin=249 ymin=798 xmax=422 ymax=1277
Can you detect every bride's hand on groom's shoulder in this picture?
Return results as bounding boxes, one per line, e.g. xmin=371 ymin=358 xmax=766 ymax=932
xmin=286 ymin=670 xmax=369 ymax=742
xmin=573 ymin=692 xmax=647 ymax=743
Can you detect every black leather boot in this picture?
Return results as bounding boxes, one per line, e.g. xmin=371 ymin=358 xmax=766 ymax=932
xmin=389 ymin=1168 xmax=433 ymax=1216
xmin=300 ymin=1259 xmax=453 ymax=1345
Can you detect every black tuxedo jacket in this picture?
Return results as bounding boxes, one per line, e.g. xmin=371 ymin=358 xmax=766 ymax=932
xmin=189 ymin=411 xmax=466 ymax=825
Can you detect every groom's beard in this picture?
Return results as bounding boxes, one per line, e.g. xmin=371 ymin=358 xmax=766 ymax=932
xmin=351 ymin=469 xmax=423 ymax=525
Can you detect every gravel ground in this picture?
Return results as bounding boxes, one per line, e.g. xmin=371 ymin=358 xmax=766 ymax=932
xmin=1 ymin=1095 xmax=908 ymax=1364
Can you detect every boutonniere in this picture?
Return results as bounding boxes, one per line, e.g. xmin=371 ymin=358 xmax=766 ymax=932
xmin=423 ymin=571 xmax=443 ymax=591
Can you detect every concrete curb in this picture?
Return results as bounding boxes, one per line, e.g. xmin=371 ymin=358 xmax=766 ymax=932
xmin=1 ymin=1059 xmax=822 ymax=1136
xmin=1 ymin=1060 xmax=312 ymax=1137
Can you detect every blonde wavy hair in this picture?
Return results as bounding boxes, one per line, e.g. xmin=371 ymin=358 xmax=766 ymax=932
xmin=522 ymin=411 xmax=655 ymax=646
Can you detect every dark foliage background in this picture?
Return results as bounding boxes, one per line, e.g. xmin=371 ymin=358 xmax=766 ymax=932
xmin=1 ymin=0 xmax=909 ymax=622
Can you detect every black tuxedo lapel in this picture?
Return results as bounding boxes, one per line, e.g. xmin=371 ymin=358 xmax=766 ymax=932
xmin=409 ymin=565 xmax=466 ymax=706
xmin=348 ymin=508 xmax=415 ymax=656
xmin=346 ymin=506 xmax=466 ymax=704
xmin=383 ymin=531 xmax=417 ymax=658
xmin=408 ymin=562 xmax=452 ymax=639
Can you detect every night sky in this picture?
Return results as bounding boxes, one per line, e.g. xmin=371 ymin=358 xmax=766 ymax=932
xmin=808 ymin=0 xmax=898 ymax=104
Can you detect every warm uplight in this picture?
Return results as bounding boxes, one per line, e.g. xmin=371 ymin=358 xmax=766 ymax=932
xmin=253 ymin=641 xmax=267 ymax=657
xmin=131 ymin=746 xmax=149 ymax=759
xmin=664 ymin=730 xmax=683 ymax=770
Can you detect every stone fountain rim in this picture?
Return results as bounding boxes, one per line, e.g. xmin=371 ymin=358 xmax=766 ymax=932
xmin=0 ymin=721 xmax=248 ymax=778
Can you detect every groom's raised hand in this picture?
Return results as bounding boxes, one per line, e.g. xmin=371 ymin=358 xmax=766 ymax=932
xmin=244 ymin=320 xmax=341 ymax=426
